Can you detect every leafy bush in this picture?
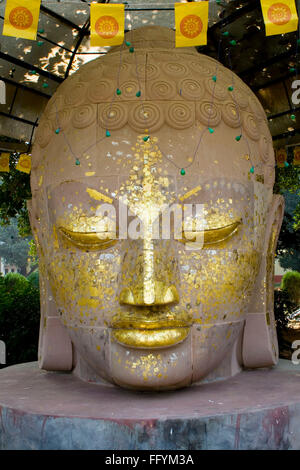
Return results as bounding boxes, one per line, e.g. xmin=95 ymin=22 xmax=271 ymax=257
xmin=0 ymin=273 xmax=40 ymax=367
xmin=281 ymin=271 xmax=300 ymax=305
xmin=27 ymin=270 xmax=39 ymax=289
xmin=3 ymin=272 xmax=29 ymax=293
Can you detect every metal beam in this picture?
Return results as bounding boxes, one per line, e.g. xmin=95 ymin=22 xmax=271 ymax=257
xmin=0 ymin=76 xmax=51 ymax=99
xmin=0 ymin=51 xmax=63 ymax=83
xmin=40 ymin=4 xmax=82 ymax=32
xmin=209 ymin=0 xmax=260 ymax=32
xmin=239 ymin=49 xmax=298 ymax=79
xmin=272 ymin=128 xmax=300 ymax=141
xmin=0 ymin=141 xmax=29 ymax=153
xmin=267 ymin=107 xmax=300 ymax=120
xmin=65 ymin=18 xmax=90 ymax=78
xmin=251 ymin=71 xmax=298 ymax=91
xmin=0 ymin=111 xmax=39 ymax=127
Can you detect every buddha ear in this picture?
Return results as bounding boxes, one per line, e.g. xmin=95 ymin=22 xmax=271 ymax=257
xmin=27 ymin=199 xmax=73 ymax=372
xmin=242 ymin=194 xmax=285 ymax=369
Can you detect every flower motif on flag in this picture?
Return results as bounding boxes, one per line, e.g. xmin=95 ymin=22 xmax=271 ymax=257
xmin=180 ymin=15 xmax=203 ymax=39
xmin=276 ymin=148 xmax=287 ymax=166
xmin=0 ymin=155 xmax=9 ymax=170
xmin=293 ymin=147 xmax=300 ymax=165
xmin=267 ymin=2 xmax=292 ymax=25
xmin=16 ymin=154 xmax=31 ymax=174
xmin=95 ymin=15 xmax=119 ymax=39
xmin=9 ymin=6 xmax=33 ymax=30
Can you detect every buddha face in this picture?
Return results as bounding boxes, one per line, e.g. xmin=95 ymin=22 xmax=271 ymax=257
xmin=30 ymin=26 xmax=279 ymax=390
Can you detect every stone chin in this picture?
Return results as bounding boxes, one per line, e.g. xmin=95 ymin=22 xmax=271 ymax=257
xmin=67 ymin=320 xmax=244 ymax=391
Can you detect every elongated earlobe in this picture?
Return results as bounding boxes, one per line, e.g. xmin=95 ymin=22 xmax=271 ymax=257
xmin=242 ymin=194 xmax=285 ymax=368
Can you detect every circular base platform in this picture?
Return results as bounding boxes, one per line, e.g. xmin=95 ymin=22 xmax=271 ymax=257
xmin=1 ymin=360 xmax=300 ymax=450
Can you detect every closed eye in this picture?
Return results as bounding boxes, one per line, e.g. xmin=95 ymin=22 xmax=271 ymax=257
xmin=181 ymin=219 xmax=241 ymax=246
xmin=58 ymin=227 xmax=117 ymax=250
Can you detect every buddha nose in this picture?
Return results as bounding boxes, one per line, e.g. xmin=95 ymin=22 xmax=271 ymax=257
xmin=119 ymin=239 xmax=179 ymax=306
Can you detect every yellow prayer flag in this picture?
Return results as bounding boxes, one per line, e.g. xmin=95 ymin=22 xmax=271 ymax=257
xmin=260 ymin=0 xmax=298 ymax=36
xmin=0 ymin=153 xmax=10 ymax=172
xmin=175 ymin=1 xmax=209 ymax=48
xmin=293 ymin=146 xmax=300 ymax=166
xmin=16 ymin=154 xmax=31 ymax=174
xmin=275 ymin=148 xmax=287 ymax=167
xmin=2 ymin=0 xmax=41 ymax=40
xmin=90 ymin=3 xmax=124 ymax=47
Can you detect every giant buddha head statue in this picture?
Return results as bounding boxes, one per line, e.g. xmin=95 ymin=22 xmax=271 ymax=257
xmin=30 ymin=26 xmax=284 ymax=391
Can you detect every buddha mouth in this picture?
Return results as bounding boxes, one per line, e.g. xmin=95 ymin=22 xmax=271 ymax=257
xmin=111 ymin=314 xmax=192 ymax=348
xmin=111 ymin=327 xmax=190 ymax=349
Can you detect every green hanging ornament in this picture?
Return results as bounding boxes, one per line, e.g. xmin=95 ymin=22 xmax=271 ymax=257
xmin=235 ymin=135 xmax=242 ymax=141
xmin=55 ymin=128 xmax=60 ymax=134
xmin=291 ymin=114 xmax=296 ymax=121
xmin=222 ymin=31 xmax=229 ymax=37
xmin=129 ymin=47 xmax=134 ymax=53
xmin=228 ymin=86 xmax=234 ymax=91
xmin=136 ymin=91 xmax=141 ymax=97
xmin=143 ymin=136 xmax=150 ymax=142
xmin=75 ymin=159 xmax=80 ymax=166
xmin=208 ymin=127 xmax=214 ymax=134
xmin=284 ymin=161 xmax=289 ymax=168
xmin=212 ymin=76 xmax=217 ymax=82
xmin=180 ymin=168 xmax=186 ymax=176
xmin=230 ymin=40 xmax=237 ymax=46
xmin=125 ymin=41 xmax=131 ymax=46
xmin=250 ymin=166 xmax=254 ymax=174
xmin=116 ymin=88 xmax=122 ymax=95
xmin=106 ymin=130 xmax=111 ymax=137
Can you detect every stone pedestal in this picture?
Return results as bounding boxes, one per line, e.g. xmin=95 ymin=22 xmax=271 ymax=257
xmin=1 ymin=360 xmax=300 ymax=450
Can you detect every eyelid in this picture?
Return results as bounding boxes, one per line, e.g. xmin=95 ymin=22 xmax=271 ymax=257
xmin=181 ymin=219 xmax=242 ymax=245
xmin=58 ymin=226 xmax=117 ymax=250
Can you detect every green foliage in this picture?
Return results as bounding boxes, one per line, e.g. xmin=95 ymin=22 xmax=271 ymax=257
xmin=274 ymin=154 xmax=300 ymax=271
xmin=281 ymin=271 xmax=300 ymax=304
xmin=0 ymin=153 xmax=32 ymax=235
xmin=0 ymin=273 xmax=40 ymax=367
xmin=3 ymin=272 xmax=29 ymax=292
xmin=27 ymin=270 xmax=39 ymax=289
xmin=276 ymin=193 xmax=300 ymax=272
xmin=274 ymin=289 xmax=297 ymax=329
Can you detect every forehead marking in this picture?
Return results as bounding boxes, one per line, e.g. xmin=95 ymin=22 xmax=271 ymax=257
xmin=179 ymin=185 xmax=202 ymax=202
xmin=86 ymin=188 xmax=113 ymax=204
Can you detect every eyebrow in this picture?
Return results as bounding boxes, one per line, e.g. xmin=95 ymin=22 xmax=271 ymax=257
xmin=179 ymin=185 xmax=202 ymax=201
xmin=86 ymin=188 xmax=113 ymax=204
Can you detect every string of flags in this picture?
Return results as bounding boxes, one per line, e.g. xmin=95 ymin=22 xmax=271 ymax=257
xmin=275 ymin=147 xmax=300 ymax=167
xmin=0 ymin=153 xmax=31 ymax=174
xmin=1 ymin=0 xmax=299 ymax=45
